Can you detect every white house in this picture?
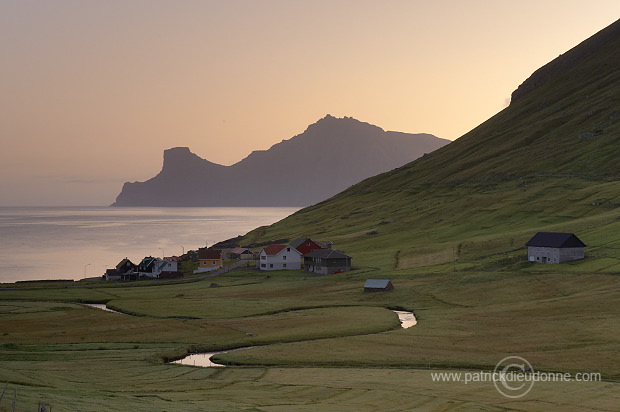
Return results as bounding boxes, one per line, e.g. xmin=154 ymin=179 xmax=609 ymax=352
xmin=258 ymin=244 xmax=302 ymax=271
xmin=137 ymin=257 xmax=178 ymax=278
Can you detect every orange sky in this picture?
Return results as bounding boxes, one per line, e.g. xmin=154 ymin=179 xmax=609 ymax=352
xmin=1 ymin=1 xmax=619 ymax=206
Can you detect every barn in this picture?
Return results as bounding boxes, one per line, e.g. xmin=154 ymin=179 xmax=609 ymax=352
xmin=525 ymin=232 xmax=586 ymax=264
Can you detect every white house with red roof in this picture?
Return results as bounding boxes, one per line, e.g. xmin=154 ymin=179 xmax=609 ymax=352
xmin=258 ymin=244 xmax=302 ymax=271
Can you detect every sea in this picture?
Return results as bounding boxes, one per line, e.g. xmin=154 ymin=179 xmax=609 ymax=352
xmin=0 ymin=206 xmax=299 ymax=283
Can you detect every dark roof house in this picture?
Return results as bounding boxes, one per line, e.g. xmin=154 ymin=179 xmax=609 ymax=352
xmin=138 ymin=257 xmax=158 ymax=273
xmin=525 ymin=232 xmax=586 ymax=248
xmin=303 ymin=248 xmax=351 ymax=275
xmin=526 ymin=232 xmax=586 ymax=264
xmin=197 ymin=248 xmax=223 ymax=260
xmin=115 ymin=258 xmax=136 ymax=274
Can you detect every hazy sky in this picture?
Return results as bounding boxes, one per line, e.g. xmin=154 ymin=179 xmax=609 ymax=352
xmin=1 ymin=1 xmax=619 ymax=206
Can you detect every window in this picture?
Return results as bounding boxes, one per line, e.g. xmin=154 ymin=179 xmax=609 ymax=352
xmin=261 ymin=255 xmax=266 ymax=260
xmin=261 ymin=264 xmax=266 ymax=268
xmin=287 ymin=247 xmax=290 ymax=252
xmin=212 ymin=261 xmax=216 ymax=265
xmin=283 ymin=255 xmax=287 ymax=260
xmin=283 ymin=263 xmax=287 ymax=268
xmin=270 ymin=264 xmax=273 ymax=268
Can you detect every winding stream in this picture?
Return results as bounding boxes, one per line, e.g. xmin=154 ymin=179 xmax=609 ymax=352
xmin=394 ymin=310 xmax=417 ymax=328
xmin=173 ymin=309 xmax=417 ymax=368
xmin=83 ymin=303 xmax=126 ymax=315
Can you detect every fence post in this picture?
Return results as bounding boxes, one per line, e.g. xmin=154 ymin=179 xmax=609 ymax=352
xmin=0 ymin=382 xmax=7 ymax=402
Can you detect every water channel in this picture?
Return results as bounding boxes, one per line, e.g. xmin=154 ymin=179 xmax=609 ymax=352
xmin=83 ymin=303 xmax=126 ymax=315
xmin=173 ymin=309 xmax=417 ymax=368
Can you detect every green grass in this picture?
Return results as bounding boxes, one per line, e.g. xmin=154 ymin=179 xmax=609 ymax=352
xmin=2 ymin=257 xmax=620 ymax=410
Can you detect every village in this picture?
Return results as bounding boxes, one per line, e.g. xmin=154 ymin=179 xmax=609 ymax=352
xmin=103 ymin=237 xmax=352 ymax=281
xmin=102 ymin=232 xmax=587 ymax=292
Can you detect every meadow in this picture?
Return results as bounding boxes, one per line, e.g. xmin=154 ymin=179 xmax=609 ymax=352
xmin=1 ymin=239 xmax=620 ymax=411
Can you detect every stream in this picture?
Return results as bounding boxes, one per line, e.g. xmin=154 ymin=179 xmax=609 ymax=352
xmin=173 ymin=309 xmax=417 ymax=368
xmin=83 ymin=303 xmax=127 ymax=315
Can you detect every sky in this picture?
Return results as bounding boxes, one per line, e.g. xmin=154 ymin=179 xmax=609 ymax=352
xmin=1 ymin=1 xmax=619 ymax=206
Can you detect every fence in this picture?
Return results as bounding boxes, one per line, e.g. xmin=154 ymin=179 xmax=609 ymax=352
xmin=0 ymin=382 xmax=53 ymax=412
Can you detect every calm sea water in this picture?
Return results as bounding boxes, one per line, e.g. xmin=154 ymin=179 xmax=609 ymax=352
xmin=0 ymin=207 xmax=298 ymax=283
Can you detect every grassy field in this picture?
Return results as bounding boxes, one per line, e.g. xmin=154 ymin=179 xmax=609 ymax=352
xmin=1 ymin=248 xmax=620 ymax=411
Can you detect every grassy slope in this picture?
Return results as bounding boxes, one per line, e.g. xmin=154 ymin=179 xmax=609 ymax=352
xmin=242 ymin=19 xmax=620 ymax=270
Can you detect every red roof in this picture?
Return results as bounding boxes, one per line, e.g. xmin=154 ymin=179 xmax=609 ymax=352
xmin=262 ymin=244 xmax=288 ymax=256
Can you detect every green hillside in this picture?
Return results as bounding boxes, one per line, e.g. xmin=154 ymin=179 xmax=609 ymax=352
xmin=244 ymin=19 xmax=620 ymax=270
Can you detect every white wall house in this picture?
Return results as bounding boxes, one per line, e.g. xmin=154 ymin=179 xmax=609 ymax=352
xmin=138 ymin=257 xmax=178 ymax=278
xmin=258 ymin=244 xmax=302 ymax=271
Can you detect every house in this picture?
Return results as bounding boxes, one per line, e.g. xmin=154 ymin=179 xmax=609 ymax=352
xmin=137 ymin=256 xmax=178 ymax=278
xmin=194 ymin=248 xmax=223 ymax=273
xmin=104 ymin=257 xmax=136 ymax=281
xmin=104 ymin=269 xmax=121 ymax=281
xmin=364 ymin=279 xmax=394 ymax=292
xmin=525 ymin=232 xmax=586 ymax=264
xmin=258 ymin=244 xmax=302 ymax=271
xmin=303 ymin=249 xmax=351 ymax=274
xmin=289 ymin=238 xmax=326 ymax=256
xmin=228 ymin=247 xmax=254 ymax=260
xmin=116 ymin=257 xmax=136 ymax=274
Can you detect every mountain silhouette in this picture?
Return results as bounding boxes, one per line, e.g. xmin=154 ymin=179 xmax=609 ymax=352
xmin=111 ymin=115 xmax=449 ymax=207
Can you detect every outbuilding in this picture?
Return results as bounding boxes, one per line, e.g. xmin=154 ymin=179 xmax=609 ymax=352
xmin=364 ymin=279 xmax=394 ymax=292
xmin=525 ymin=232 xmax=586 ymax=264
xmin=228 ymin=247 xmax=254 ymax=260
xmin=304 ymin=248 xmax=351 ymax=274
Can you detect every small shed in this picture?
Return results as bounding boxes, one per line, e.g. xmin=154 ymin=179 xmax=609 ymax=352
xmin=228 ymin=247 xmax=254 ymax=260
xmin=525 ymin=232 xmax=586 ymax=264
xmin=364 ymin=279 xmax=394 ymax=292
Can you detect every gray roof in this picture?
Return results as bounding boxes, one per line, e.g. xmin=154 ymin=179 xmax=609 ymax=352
xmin=305 ymin=249 xmax=350 ymax=259
xmin=525 ymin=232 xmax=586 ymax=248
xmin=289 ymin=238 xmax=310 ymax=249
xmin=364 ymin=279 xmax=391 ymax=289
